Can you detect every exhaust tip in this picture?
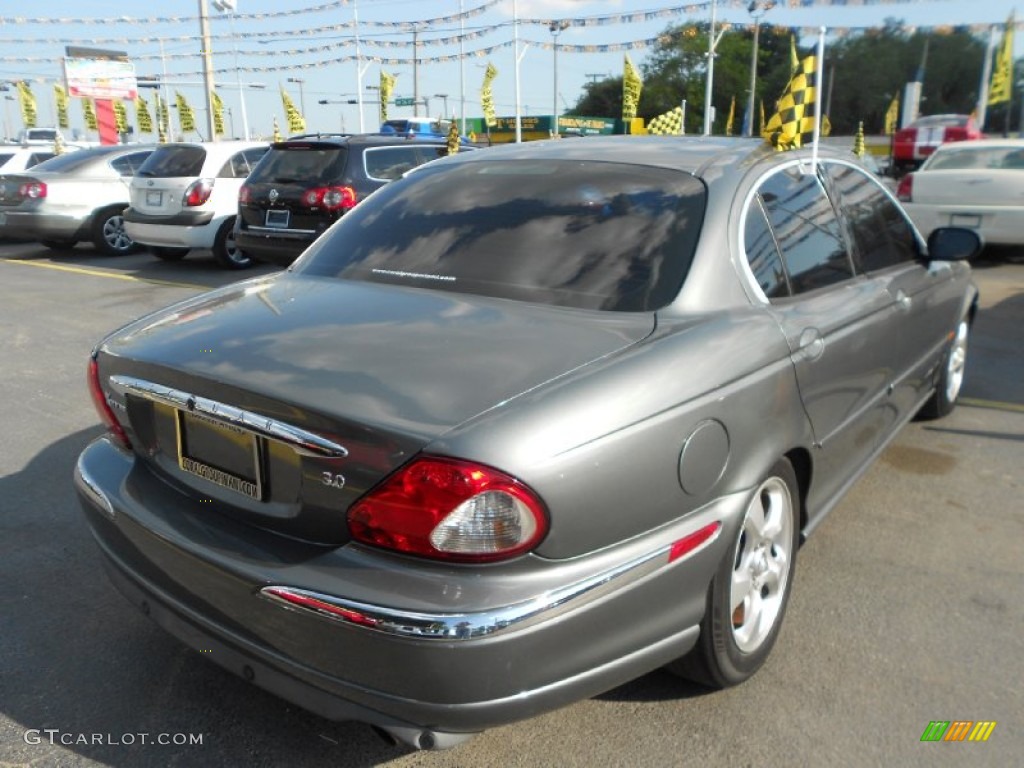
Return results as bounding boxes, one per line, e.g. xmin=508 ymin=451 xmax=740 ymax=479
xmin=369 ymin=724 xmax=478 ymax=751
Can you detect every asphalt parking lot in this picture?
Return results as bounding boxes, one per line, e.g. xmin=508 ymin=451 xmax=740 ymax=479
xmin=1 ymin=241 xmax=1021 ymax=767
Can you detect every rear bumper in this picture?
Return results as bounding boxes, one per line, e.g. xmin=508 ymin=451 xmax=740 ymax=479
xmin=235 ymin=228 xmax=312 ymax=266
xmin=903 ymin=203 xmax=1024 ymax=245
xmin=0 ymin=210 xmax=90 ymax=241
xmin=74 ymin=436 xmax=737 ymax=738
xmin=123 ymin=208 xmax=219 ymax=249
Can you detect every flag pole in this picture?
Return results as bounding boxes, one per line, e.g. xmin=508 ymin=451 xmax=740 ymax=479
xmin=811 ymin=27 xmax=826 ymax=174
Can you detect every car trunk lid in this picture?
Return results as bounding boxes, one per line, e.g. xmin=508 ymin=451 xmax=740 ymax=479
xmin=97 ymin=273 xmax=654 ymax=544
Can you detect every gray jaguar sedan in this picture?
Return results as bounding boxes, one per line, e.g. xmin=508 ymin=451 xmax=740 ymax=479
xmin=76 ymin=136 xmax=979 ymax=750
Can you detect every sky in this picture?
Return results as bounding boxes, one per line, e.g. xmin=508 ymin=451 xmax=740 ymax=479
xmin=0 ymin=0 xmax=1019 ymax=141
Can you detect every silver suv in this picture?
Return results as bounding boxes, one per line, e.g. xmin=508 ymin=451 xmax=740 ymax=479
xmin=124 ymin=141 xmax=269 ymax=268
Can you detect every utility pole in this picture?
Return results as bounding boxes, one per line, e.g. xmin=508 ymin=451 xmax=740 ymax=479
xmin=198 ymin=0 xmax=217 ymax=141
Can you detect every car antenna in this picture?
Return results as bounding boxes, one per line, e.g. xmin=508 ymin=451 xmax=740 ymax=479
xmin=809 ymin=27 xmax=826 ymax=176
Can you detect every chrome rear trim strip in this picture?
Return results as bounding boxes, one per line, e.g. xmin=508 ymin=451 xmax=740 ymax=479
xmin=74 ymin=451 xmax=116 ymax=519
xmin=110 ymin=375 xmax=348 ymax=458
xmin=261 ymin=523 xmax=721 ymax=641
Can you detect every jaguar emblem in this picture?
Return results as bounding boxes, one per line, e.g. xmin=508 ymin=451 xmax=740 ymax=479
xmin=269 ymin=188 xmax=279 ymax=202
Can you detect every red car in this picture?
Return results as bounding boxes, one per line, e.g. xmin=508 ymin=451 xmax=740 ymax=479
xmin=893 ymin=114 xmax=982 ymax=174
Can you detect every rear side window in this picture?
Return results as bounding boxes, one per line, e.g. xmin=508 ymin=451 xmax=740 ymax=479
xmin=822 ymin=163 xmax=920 ymax=272
xmin=248 ymin=146 xmax=347 ymax=184
xmin=218 ymin=148 xmax=268 ymax=178
xmin=136 ymin=146 xmax=206 ymax=177
xmin=756 ymin=166 xmax=853 ymax=295
xmin=299 ymin=158 xmax=706 ymax=312
xmin=743 ymin=198 xmax=790 ymax=298
xmin=364 ymin=146 xmax=426 ymax=181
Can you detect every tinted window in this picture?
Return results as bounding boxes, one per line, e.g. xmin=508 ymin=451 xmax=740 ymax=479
xmin=757 ymin=167 xmax=853 ymax=294
xmin=136 ymin=146 xmax=206 ymax=177
xmin=249 ymin=146 xmax=348 ymax=184
xmin=744 ymin=198 xmax=790 ymax=298
xmin=0 ymin=152 xmax=15 ymax=166
xmin=110 ymin=151 xmax=153 ymax=176
xmin=364 ymin=146 xmax=425 ymax=181
xmin=822 ymin=163 xmax=919 ymax=272
xmin=299 ymin=159 xmax=707 ymax=312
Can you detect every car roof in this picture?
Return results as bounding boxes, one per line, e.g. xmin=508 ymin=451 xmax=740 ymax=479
xmin=443 ymin=135 xmax=815 ymax=177
xmin=154 ymin=140 xmax=268 ymax=156
xmin=276 ymin=133 xmax=450 ymax=148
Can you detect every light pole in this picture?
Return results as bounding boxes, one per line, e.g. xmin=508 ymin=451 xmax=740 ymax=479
xmin=434 ymin=93 xmax=449 ymax=117
xmin=745 ymin=1 xmax=774 ymax=137
xmin=550 ymin=20 xmax=569 ymax=137
xmin=212 ymin=0 xmax=248 ymax=139
xmin=287 ymin=77 xmax=306 ymax=115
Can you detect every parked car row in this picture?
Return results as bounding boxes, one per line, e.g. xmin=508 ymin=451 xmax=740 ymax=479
xmin=0 ymin=133 xmax=467 ymax=267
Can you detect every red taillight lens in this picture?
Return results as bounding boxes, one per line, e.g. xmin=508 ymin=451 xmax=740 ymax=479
xmin=944 ymin=127 xmax=968 ymax=142
xmin=301 ymin=185 xmax=357 ymax=211
xmin=87 ymin=358 xmax=131 ymax=449
xmin=348 ymin=457 xmax=548 ymax=562
xmin=183 ymin=178 xmax=214 ymax=207
xmin=19 ymin=181 xmax=47 ymax=199
xmin=896 ymin=173 xmax=913 ymax=202
xmin=238 ymin=184 xmax=251 ymax=204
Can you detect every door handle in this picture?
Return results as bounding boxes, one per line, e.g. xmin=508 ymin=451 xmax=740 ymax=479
xmin=895 ymin=290 xmax=912 ymax=311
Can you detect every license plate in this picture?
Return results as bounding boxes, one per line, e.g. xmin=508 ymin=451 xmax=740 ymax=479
xmin=175 ymin=410 xmax=263 ymax=500
xmin=265 ymin=209 xmax=290 ymax=228
xmin=951 ymin=214 xmax=981 ymax=228
xmin=146 ymin=190 xmax=163 ymax=207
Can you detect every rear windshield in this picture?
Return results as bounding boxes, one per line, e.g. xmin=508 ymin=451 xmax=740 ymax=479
xmin=926 ymin=145 xmax=1024 ymax=170
xmin=297 ymin=158 xmax=706 ymax=312
xmin=31 ymin=150 xmax=109 ymax=173
xmin=135 ymin=145 xmax=206 ymax=178
xmin=248 ymin=145 xmax=347 ymax=185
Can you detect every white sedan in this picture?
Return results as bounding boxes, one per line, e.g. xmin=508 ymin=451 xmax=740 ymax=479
xmin=897 ymin=138 xmax=1024 ymax=246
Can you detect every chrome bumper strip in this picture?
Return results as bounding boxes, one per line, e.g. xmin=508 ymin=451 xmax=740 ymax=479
xmin=261 ymin=523 xmax=721 ymax=641
xmin=74 ymin=451 xmax=116 ymax=519
xmin=109 ymin=375 xmax=348 ymax=458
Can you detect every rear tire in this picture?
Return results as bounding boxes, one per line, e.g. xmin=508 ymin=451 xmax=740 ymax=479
xmin=91 ymin=206 xmax=137 ymax=255
xmin=917 ymin=316 xmax=969 ymax=420
xmin=149 ymin=246 xmax=190 ymax=261
xmin=668 ymin=458 xmax=800 ymax=689
xmin=212 ymin=216 xmax=252 ymax=270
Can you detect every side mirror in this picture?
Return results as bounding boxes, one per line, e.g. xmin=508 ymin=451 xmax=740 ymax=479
xmin=927 ymin=227 xmax=982 ymax=262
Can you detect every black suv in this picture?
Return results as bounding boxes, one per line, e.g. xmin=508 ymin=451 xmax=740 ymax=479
xmin=235 ymin=133 xmax=462 ymax=267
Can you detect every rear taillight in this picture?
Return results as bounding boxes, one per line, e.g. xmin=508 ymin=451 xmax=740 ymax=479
xmin=896 ymin=173 xmax=913 ymax=202
xmin=301 ymin=185 xmax=357 ymax=211
xmin=238 ymin=184 xmax=251 ymax=204
xmin=183 ymin=178 xmax=214 ymax=207
xmin=87 ymin=358 xmax=131 ymax=450
xmin=19 ymin=181 xmax=46 ymax=199
xmin=348 ymin=457 xmax=548 ymax=562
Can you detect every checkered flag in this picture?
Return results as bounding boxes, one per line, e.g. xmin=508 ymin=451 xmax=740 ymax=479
xmin=647 ymin=106 xmax=683 ymax=135
xmin=763 ymin=55 xmax=828 ymax=150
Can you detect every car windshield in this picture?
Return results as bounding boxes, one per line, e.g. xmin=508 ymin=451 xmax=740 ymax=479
xmin=297 ymin=158 xmax=706 ymax=312
xmin=135 ymin=145 xmax=206 ymax=177
xmin=249 ymin=146 xmax=347 ymax=184
xmin=926 ymin=146 xmax=1024 ymax=170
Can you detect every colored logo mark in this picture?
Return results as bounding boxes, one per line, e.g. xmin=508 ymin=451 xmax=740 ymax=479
xmin=920 ymin=721 xmax=997 ymax=742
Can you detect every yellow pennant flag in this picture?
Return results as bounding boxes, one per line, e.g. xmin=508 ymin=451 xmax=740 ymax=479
xmin=883 ymin=95 xmax=899 ymax=135
xmin=53 ymin=84 xmax=69 ymax=129
xmin=481 ymin=61 xmax=498 ymax=128
xmin=175 ymin=91 xmax=195 ymax=134
xmin=113 ymin=99 xmax=129 ymax=133
xmin=379 ymin=70 xmax=397 ymax=124
xmin=988 ymin=13 xmax=1015 ymax=105
xmin=725 ymin=95 xmax=736 ymax=136
xmin=853 ymin=120 xmax=865 ymax=157
xmin=763 ymin=55 xmax=829 ymax=151
xmin=281 ymin=88 xmax=305 ymax=134
xmin=446 ymin=115 xmax=460 ymax=156
xmin=82 ymin=98 xmax=97 ymax=131
xmin=622 ymin=55 xmax=642 ymax=121
xmin=211 ymin=90 xmax=225 ymax=136
xmin=136 ymin=95 xmax=153 ymax=134
xmin=17 ymin=81 xmax=37 ymax=129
